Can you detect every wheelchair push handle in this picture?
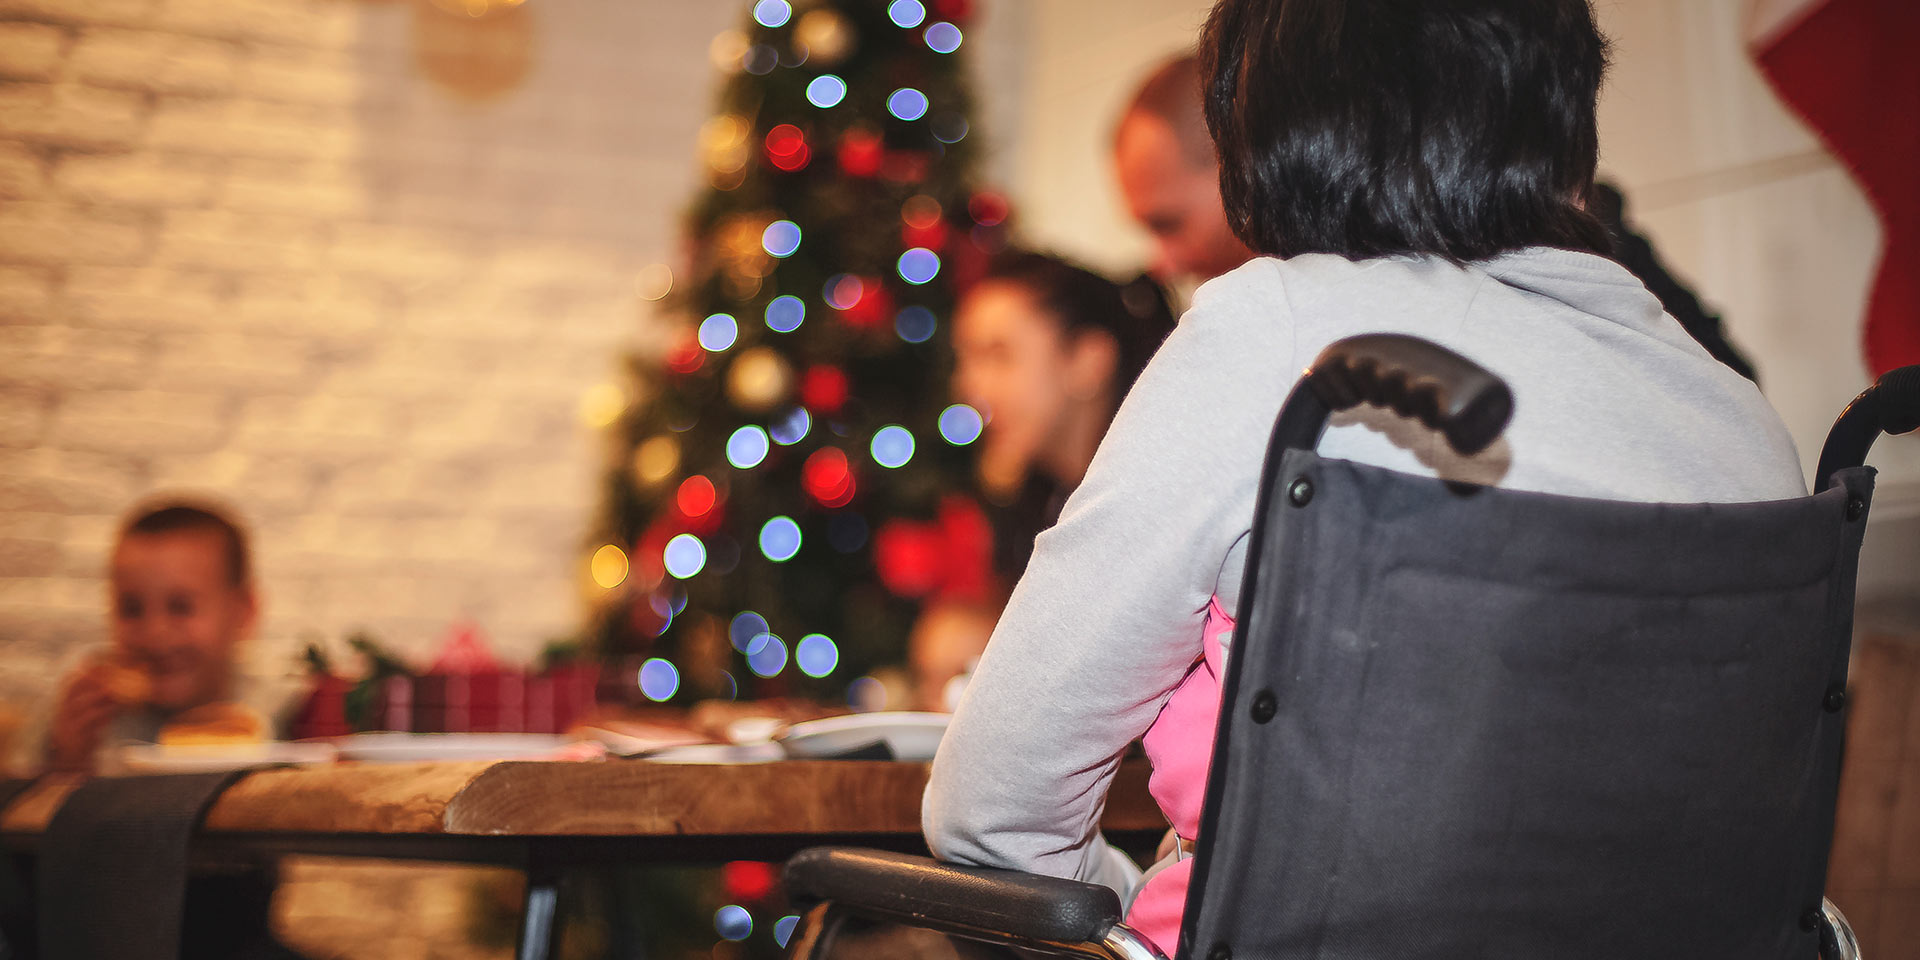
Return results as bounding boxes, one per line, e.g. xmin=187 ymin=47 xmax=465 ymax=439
xmin=1274 ymin=334 xmax=1515 ymax=457
xmin=1815 ymin=364 xmax=1920 ymax=491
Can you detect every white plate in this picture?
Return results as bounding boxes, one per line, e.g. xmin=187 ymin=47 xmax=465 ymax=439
xmin=333 ymin=732 xmax=576 ymax=763
xmin=777 ymin=712 xmax=949 ymax=762
xmin=119 ymin=741 xmax=338 ymax=773
xmin=642 ymin=742 xmax=786 ymax=765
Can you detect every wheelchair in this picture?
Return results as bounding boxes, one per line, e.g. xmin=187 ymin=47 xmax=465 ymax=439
xmin=785 ymin=335 xmax=1920 ymax=960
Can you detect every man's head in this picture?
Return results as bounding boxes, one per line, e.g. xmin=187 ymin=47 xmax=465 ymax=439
xmin=952 ymin=252 xmax=1175 ymax=487
xmin=1114 ymin=54 xmax=1254 ymax=283
xmin=109 ymin=503 xmax=257 ymax=711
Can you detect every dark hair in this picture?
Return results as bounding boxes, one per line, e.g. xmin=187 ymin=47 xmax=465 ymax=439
xmin=122 ymin=502 xmax=252 ymax=587
xmin=978 ymin=251 xmax=1178 ymax=394
xmin=1199 ymin=0 xmax=1613 ymax=262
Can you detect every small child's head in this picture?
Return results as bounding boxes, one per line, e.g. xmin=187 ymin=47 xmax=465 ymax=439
xmin=109 ymin=502 xmax=257 ymax=712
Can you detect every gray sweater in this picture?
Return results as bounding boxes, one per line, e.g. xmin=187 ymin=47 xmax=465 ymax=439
xmin=922 ymin=248 xmax=1807 ymax=896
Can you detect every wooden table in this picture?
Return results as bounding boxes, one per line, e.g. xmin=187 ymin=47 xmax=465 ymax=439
xmin=1 ymin=759 xmax=1165 ymax=959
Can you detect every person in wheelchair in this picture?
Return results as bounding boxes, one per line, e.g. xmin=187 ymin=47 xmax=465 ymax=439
xmin=922 ymin=0 xmax=1807 ymax=954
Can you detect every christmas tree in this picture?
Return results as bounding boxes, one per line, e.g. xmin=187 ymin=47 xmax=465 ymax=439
xmin=592 ymin=0 xmax=1007 ymax=705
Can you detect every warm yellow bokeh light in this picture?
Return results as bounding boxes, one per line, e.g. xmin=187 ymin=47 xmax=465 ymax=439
xmin=635 ymin=263 xmax=674 ymax=302
xmin=579 ymin=383 xmax=628 ymax=428
xmin=700 ymin=115 xmax=752 ymax=178
xmin=426 ymin=0 xmax=525 ymax=17
xmin=590 ymin=544 xmax=630 ymax=590
xmin=709 ymin=30 xmax=750 ymax=73
xmin=633 ymin=435 xmax=681 ymax=486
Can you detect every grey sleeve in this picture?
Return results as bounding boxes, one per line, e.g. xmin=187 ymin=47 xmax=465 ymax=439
xmin=921 ymin=268 xmax=1296 ymax=891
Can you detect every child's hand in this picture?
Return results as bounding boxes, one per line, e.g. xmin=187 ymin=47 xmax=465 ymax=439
xmin=46 ymin=663 xmax=131 ymax=771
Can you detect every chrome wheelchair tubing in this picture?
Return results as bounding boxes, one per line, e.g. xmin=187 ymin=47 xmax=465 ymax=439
xmin=1098 ymin=923 xmax=1170 ymax=960
xmin=1821 ymin=897 xmax=1861 ymax=960
xmin=782 ymin=902 xmax=1168 ymax=960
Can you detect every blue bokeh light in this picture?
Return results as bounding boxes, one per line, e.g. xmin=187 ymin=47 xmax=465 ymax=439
xmin=759 ymin=516 xmax=803 ymax=562
xmin=887 ymin=87 xmax=929 ymax=121
xmin=932 ymin=114 xmax=968 ymax=144
xmin=748 ymin=634 xmax=789 ymax=677
xmin=769 ymin=406 xmax=811 ymax=445
xmin=925 ymin=22 xmax=962 ymax=53
xmin=887 ymin=0 xmax=925 ymax=28
xmin=774 ymin=915 xmax=802 ymax=949
xmin=761 ymin=220 xmax=802 ymax=258
xmin=938 ymin=404 xmax=984 ymax=445
xmin=698 ymin=313 xmax=738 ymax=352
xmin=744 ymin=44 xmax=778 ymax=75
xmin=828 ymin=512 xmax=867 ymax=553
xmin=894 ymin=305 xmax=937 ymax=343
xmin=870 ymin=425 xmax=915 ymax=469
xmin=715 ymin=904 xmax=754 ymax=941
xmin=765 ymin=294 xmax=806 ymax=333
xmin=730 ymin=611 xmax=770 ymax=653
xmin=663 ymin=534 xmax=707 ymax=579
xmin=796 ymin=634 xmax=839 ymax=678
xmin=896 ymin=247 xmax=941 ymax=285
xmin=638 ymin=658 xmax=680 ymax=701
xmin=727 ymin=425 xmax=771 ymax=469
xmin=806 ymin=74 xmax=847 ymax=108
xmin=752 ymin=0 xmax=791 ymax=28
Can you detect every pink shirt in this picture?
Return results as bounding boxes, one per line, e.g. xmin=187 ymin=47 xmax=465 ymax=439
xmin=1126 ymin=597 xmax=1235 ymax=954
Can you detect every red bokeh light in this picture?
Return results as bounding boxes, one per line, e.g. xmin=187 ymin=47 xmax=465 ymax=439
xmin=968 ymin=191 xmax=1009 ymax=227
xmin=724 ymin=861 xmax=778 ymax=902
xmin=802 ymin=447 xmax=855 ymax=508
xmin=665 ymin=331 xmax=704 ymax=374
xmin=932 ymin=0 xmax=973 ymax=22
xmin=800 ymin=365 xmax=850 ymax=412
xmin=765 ymin=124 xmax=811 ymax=172
xmin=824 ymin=274 xmax=865 ymax=310
xmin=837 ymin=130 xmax=884 ymax=177
xmin=839 ymin=278 xmax=893 ymax=329
xmin=676 ymin=475 xmax=717 ymax=518
xmin=903 ymin=219 xmax=950 ymax=252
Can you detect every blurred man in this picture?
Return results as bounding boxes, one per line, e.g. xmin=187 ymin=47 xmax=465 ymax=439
xmin=1113 ymin=54 xmax=1253 ymax=287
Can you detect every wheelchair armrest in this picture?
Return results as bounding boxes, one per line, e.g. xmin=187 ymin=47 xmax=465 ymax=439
xmin=784 ymin=847 xmax=1124 ymax=946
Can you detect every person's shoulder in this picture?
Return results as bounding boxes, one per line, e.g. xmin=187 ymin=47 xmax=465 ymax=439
xmin=1192 ymin=254 xmax=1411 ymax=315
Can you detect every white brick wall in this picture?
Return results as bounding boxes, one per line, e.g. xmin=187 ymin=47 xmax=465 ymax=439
xmin=0 ymin=0 xmax=748 ymax=710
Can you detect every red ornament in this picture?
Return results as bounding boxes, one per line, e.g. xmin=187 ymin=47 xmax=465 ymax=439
xmin=837 ymin=130 xmax=884 ymax=177
xmin=799 ymin=365 xmax=849 ymax=412
xmin=723 ymin=861 xmax=779 ymax=902
xmin=931 ymin=0 xmax=972 ymax=23
xmin=802 ymin=447 xmax=856 ymax=508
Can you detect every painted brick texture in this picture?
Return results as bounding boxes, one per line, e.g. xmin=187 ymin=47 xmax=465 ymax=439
xmin=0 ymin=0 xmax=740 ymax=713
